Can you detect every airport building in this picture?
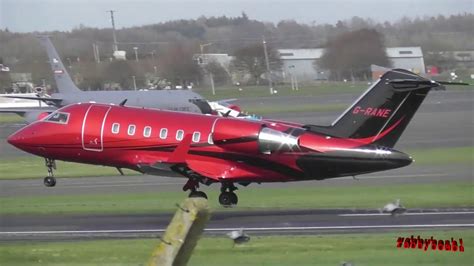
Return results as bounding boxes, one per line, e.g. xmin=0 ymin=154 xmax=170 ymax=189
xmin=196 ymin=46 xmax=426 ymax=83
xmin=278 ymin=47 xmax=426 ymax=81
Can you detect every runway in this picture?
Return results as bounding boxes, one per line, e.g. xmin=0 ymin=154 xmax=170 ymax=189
xmin=1 ymin=208 xmax=473 ymax=241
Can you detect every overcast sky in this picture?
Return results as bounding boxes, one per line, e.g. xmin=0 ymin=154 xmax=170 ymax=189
xmin=1 ymin=0 xmax=472 ymax=32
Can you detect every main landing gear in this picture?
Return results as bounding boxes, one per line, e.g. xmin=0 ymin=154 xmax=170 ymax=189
xmin=44 ymin=158 xmax=56 ymax=187
xmin=183 ymin=178 xmax=208 ymax=199
xmin=219 ymin=183 xmax=238 ymax=207
xmin=182 ymin=179 xmax=239 ymax=207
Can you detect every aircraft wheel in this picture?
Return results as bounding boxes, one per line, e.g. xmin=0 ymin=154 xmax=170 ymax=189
xmin=230 ymin=192 xmax=238 ymax=205
xmin=44 ymin=176 xmax=56 ymax=187
xmin=189 ymin=191 xmax=208 ymax=199
xmin=219 ymin=192 xmax=236 ymax=207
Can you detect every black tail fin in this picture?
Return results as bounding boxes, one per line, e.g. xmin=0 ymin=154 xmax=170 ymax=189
xmin=305 ymin=69 xmax=435 ymax=148
xmin=37 ymin=36 xmax=82 ymax=94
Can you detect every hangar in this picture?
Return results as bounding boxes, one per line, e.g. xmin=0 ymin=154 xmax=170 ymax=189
xmin=278 ymin=47 xmax=426 ymax=81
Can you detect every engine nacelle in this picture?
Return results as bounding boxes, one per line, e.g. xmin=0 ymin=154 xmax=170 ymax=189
xmin=212 ymin=119 xmax=299 ymax=154
xmin=258 ymin=127 xmax=299 ymax=154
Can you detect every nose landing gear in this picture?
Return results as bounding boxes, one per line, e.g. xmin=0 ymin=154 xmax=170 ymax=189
xmin=44 ymin=158 xmax=56 ymax=187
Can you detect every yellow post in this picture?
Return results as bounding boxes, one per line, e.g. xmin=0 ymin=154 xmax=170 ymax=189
xmin=147 ymin=198 xmax=211 ymax=266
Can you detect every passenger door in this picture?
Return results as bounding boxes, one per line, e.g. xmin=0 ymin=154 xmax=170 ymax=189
xmin=82 ymin=105 xmax=111 ymax=151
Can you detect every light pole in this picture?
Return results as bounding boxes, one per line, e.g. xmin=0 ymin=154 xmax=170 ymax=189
xmin=132 ymin=76 xmax=137 ymax=91
xmin=107 ymin=10 xmax=118 ymax=52
xmin=262 ymin=36 xmax=274 ymax=95
xmin=199 ymin=43 xmax=215 ymax=95
xmin=133 ymin=47 xmax=138 ymax=62
xmin=288 ymin=65 xmax=298 ymax=91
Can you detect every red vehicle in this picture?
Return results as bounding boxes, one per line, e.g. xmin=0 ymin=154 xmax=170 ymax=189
xmin=8 ymin=69 xmax=440 ymax=206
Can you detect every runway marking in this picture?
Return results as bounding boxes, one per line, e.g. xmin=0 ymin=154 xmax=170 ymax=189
xmin=339 ymin=211 xmax=474 ymax=217
xmin=1 ymin=224 xmax=473 ymax=235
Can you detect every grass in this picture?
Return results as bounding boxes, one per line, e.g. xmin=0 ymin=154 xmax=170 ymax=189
xmin=0 ymin=157 xmax=136 ymax=180
xmin=409 ymin=146 xmax=474 ymax=165
xmin=1 ymin=181 xmax=472 ymax=215
xmin=243 ymin=103 xmax=346 ymax=115
xmin=196 ymin=83 xmax=367 ymax=100
xmin=0 ymin=230 xmax=472 ymax=266
xmin=1 ymin=146 xmax=471 ymax=180
xmin=0 ymin=113 xmax=24 ymax=124
xmin=196 ymin=82 xmax=474 ymax=101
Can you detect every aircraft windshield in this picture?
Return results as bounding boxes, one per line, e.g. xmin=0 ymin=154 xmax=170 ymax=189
xmin=44 ymin=111 xmax=69 ymax=124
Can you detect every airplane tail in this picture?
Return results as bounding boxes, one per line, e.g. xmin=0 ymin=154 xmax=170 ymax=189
xmin=304 ymin=69 xmax=437 ymax=148
xmin=37 ymin=36 xmax=81 ymax=94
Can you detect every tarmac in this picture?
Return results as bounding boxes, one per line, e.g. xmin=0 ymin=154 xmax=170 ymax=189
xmin=1 ymin=208 xmax=473 ymax=241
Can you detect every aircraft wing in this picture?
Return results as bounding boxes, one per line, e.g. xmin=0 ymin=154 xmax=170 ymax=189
xmin=1 ymin=95 xmax=63 ymax=106
xmin=0 ymin=106 xmax=55 ymax=115
xmin=136 ymin=135 xmax=194 ymax=176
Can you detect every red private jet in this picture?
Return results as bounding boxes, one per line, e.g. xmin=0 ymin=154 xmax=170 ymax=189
xmin=8 ymin=69 xmax=440 ymax=206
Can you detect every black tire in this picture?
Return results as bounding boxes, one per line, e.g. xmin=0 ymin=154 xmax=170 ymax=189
xmin=219 ymin=192 xmax=233 ymax=207
xmin=230 ymin=192 xmax=238 ymax=205
xmin=44 ymin=176 xmax=56 ymax=187
xmin=189 ymin=191 xmax=208 ymax=199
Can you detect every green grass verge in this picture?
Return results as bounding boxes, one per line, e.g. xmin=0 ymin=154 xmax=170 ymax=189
xmin=0 ymin=113 xmax=24 ymax=124
xmin=1 ymin=146 xmax=471 ymax=180
xmin=0 ymin=157 xmax=136 ymax=180
xmin=1 ymin=181 xmax=472 ymax=215
xmin=1 ymin=231 xmax=472 ymax=266
xmin=243 ymin=103 xmax=346 ymax=115
xmin=197 ymin=83 xmax=474 ymax=101
xmin=197 ymin=83 xmax=367 ymax=100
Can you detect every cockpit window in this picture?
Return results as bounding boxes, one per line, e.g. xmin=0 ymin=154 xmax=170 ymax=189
xmin=45 ymin=112 xmax=69 ymax=124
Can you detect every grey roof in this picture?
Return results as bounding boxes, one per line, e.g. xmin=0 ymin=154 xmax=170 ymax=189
xmin=278 ymin=47 xmax=424 ymax=60
xmin=385 ymin=47 xmax=423 ymax=58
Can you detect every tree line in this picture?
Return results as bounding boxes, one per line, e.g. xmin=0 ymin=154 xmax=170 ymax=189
xmin=0 ymin=13 xmax=472 ymax=90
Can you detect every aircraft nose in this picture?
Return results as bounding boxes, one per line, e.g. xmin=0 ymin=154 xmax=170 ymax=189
xmin=7 ymin=126 xmax=35 ymax=149
xmin=7 ymin=130 xmax=26 ymax=147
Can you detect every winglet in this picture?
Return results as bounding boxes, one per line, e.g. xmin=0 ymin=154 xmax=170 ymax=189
xmin=167 ymin=134 xmax=193 ymax=163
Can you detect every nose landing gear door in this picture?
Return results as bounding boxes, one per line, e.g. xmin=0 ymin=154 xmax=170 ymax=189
xmin=82 ymin=105 xmax=111 ymax=152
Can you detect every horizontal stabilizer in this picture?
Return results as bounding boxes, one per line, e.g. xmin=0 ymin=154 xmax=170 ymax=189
xmin=388 ymin=79 xmax=470 ymax=88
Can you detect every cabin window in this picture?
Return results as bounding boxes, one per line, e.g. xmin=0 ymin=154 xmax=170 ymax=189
xmin=192 ymin=132 xmax=200 ymax=143
xmin=143 ymin=126 xmax=152 ymax=137
xmin=208 ymin=134 xmax=214 ymax=144
xmin=160 ymin=128 xmax=168 ymax=139
xmin=111 ymin=123 xmax=120 ymax=134
xmin=176 ymin=130 xmax=184 ymax=141
xmin=45 ymin=112 xmax=69 ymax=124
xmin=128 ymin=125 xmax=136 ymax=136
xmin=399 ymin=51 xmax=413 ymax=55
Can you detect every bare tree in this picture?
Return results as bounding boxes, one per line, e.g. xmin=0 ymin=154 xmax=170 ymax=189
xmin=231 ymin=44 xmax=282 ymax=85
xmin=204 ymin=60 xmax=230 ymax=85
xmin=318 ymin=29 xmax=390 ymax=80
xmin=158 ymin=43 xmax=202 ymax=86
xmin=103 ymin=60 xmax=137 ymax=89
